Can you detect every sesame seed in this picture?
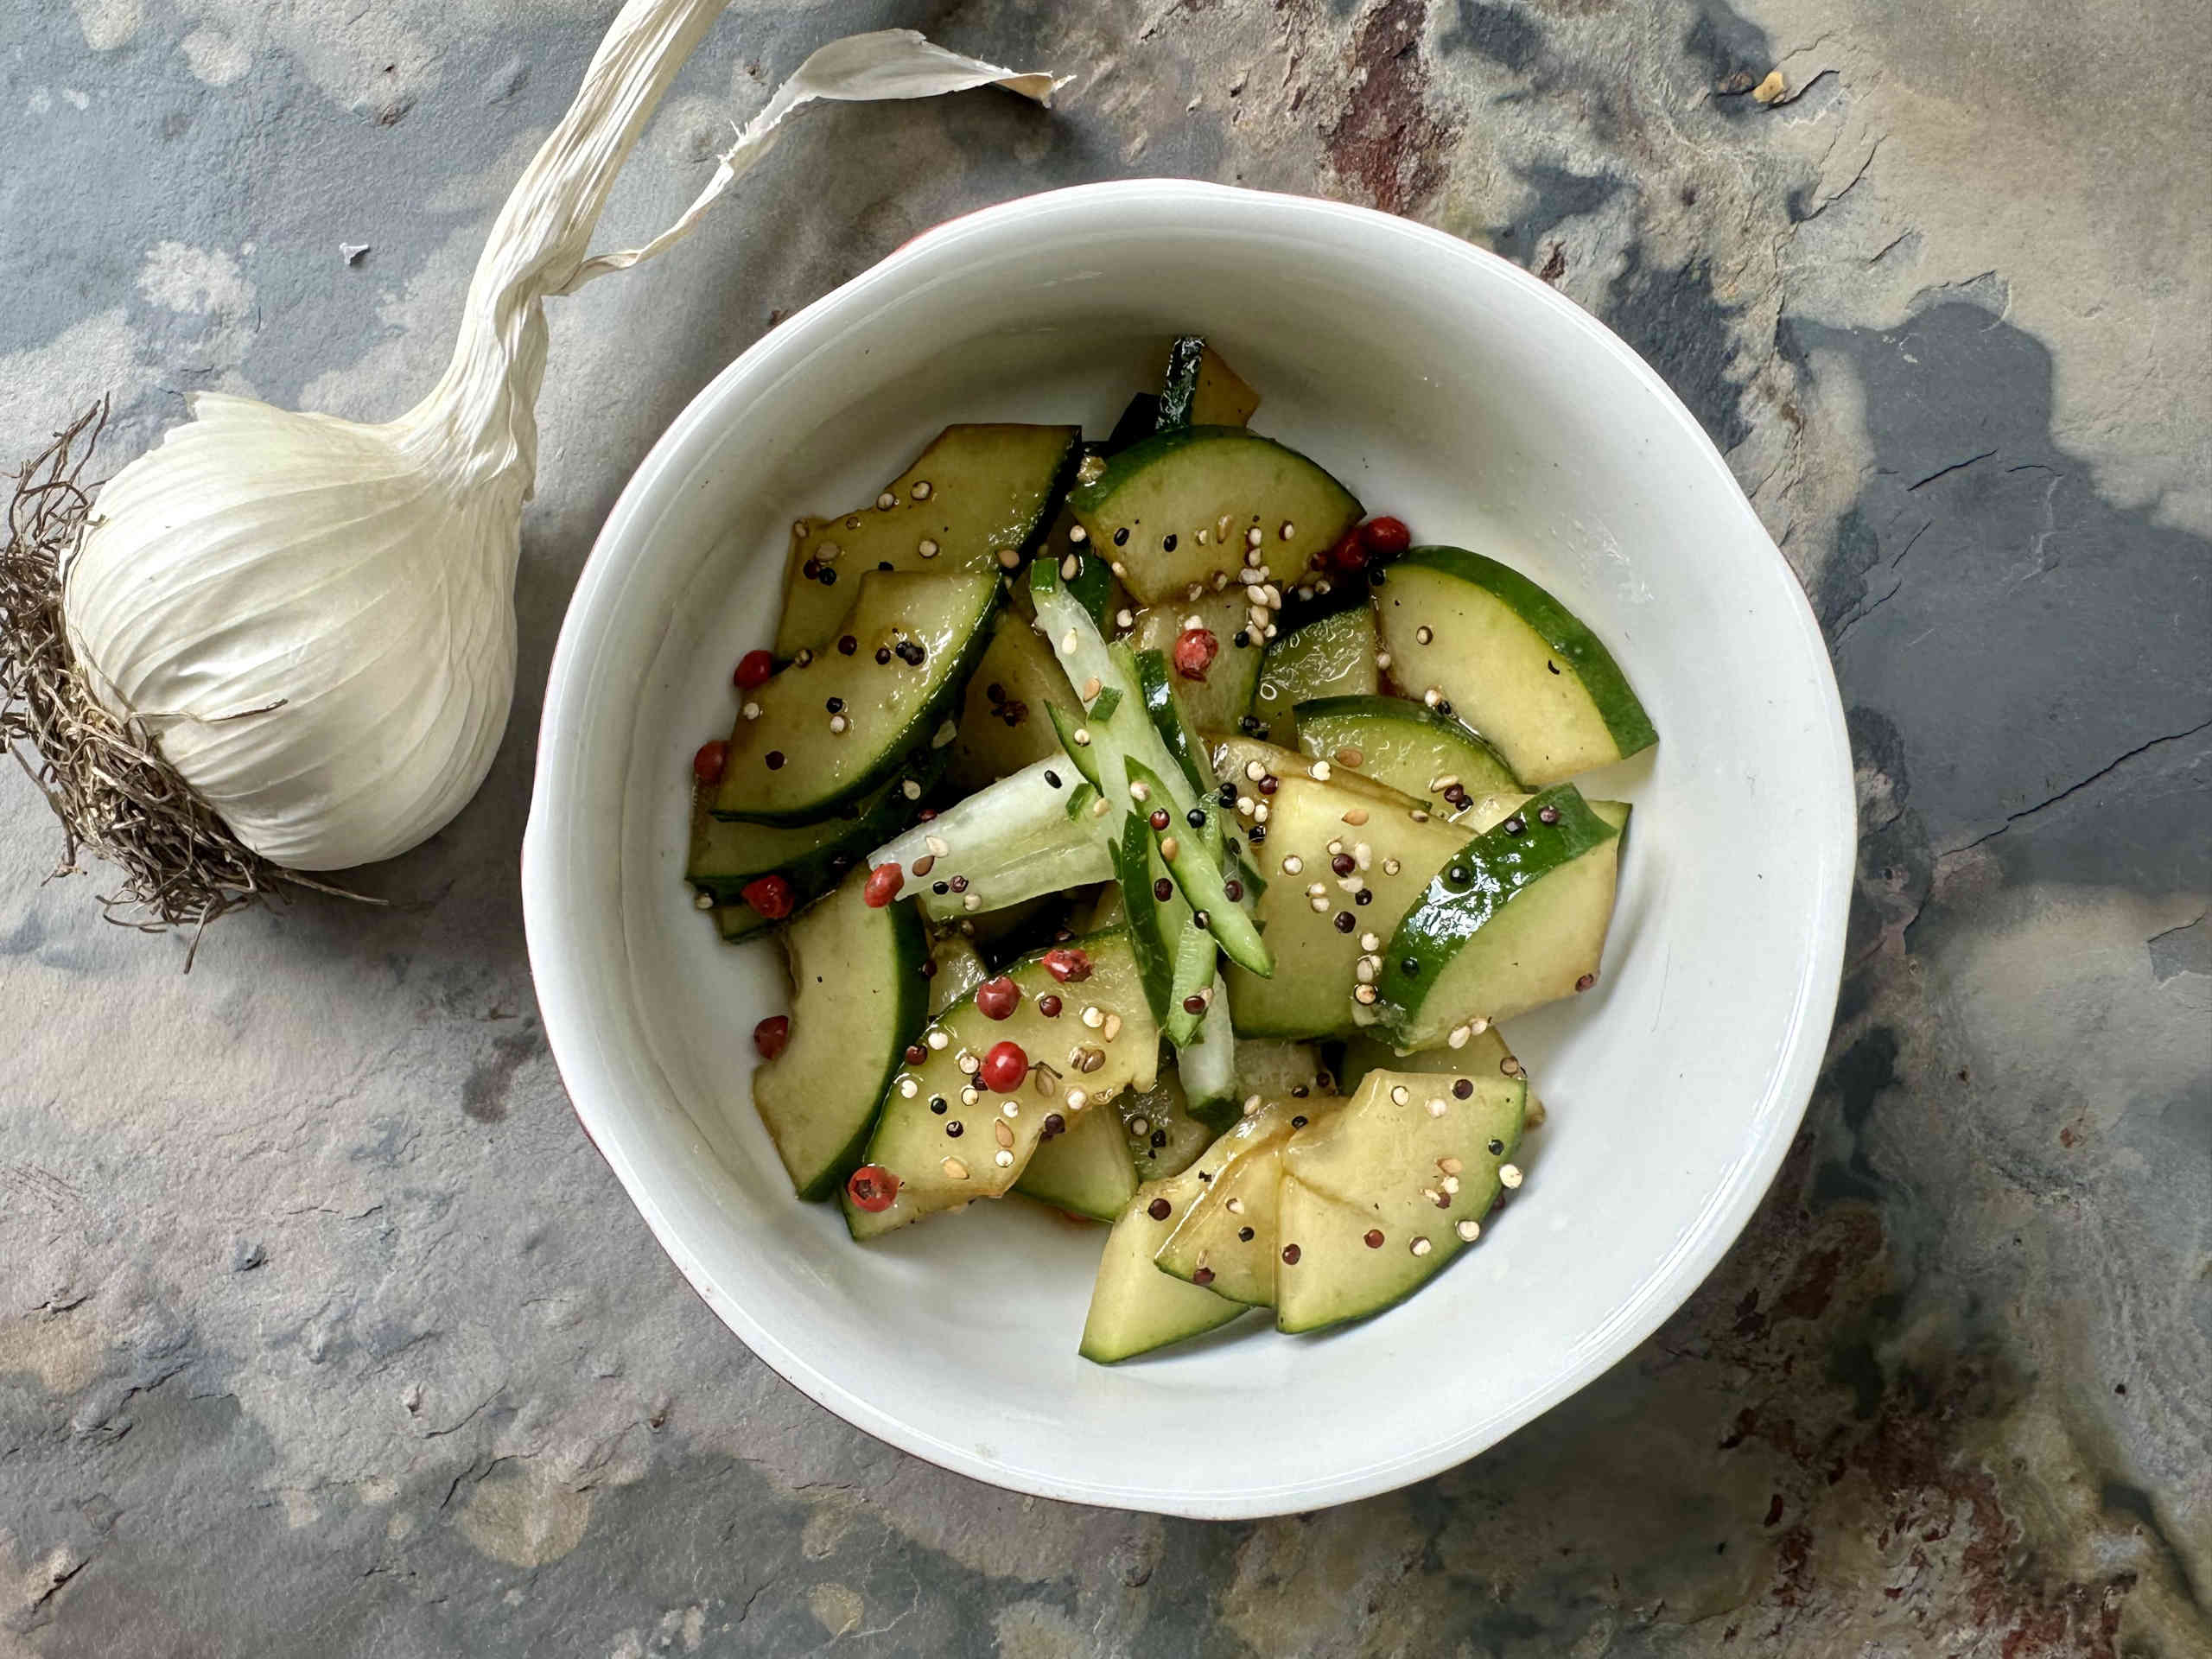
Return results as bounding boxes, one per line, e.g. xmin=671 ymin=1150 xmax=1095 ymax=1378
xmin=1355 ymin=959 xmax=1376 ymax=983
xmin=1110 ymin=560 xmax=1128 ymax=578
xmin=912 ymin=480 xmax=932 ymax=500
xmin=996 ymin=546 xmax=1020 ymax=569
xmin=918 ymin=538 xmax=939 ymax=558
xmin=741 ymin=701 xmax=760 ymax=721
xmin=793 ymin=519 xmax=810 ymax=538
xmin=1279 ymin=521 xmax=1295 ymax=539
xmin=1072 ymin=728 xmax=1091 ymax=746
xmin=1246 ymin=583 xmax=1268 ymax=605
xmin=1066 ymin=1088 xmax=1089 ymax=1110
xmin=829 ymin=715 xmax=848 ymax=734
xmin=995 ymin=1120 xmax=1014 ymax=1147
xmin=693 ymin=891 xmax=715 ymax=911
xmin=1083 ymin=675 xmax=1103 ymax=700
xmin=1246 ymin=526 xmax=1263 ymax=548
xmin=817 ymin=541 xmax=842 ymax=561
xmin=902 ymin=779 xmax=922 ymax=800
xmin=1360 ymin=931 xmax=1380 ymax=950
xmin=1440 ymin=1156 xmax=1463 ymax=1174
xmin=1103 ymin=1013 xmax=1122 ymax=1041
xmin=899 ymin=1079 xmax=918 ymax=1098
xmin=1409 ymin=809 xmax=1430 ymax=823
xmin=1425 ymin=1096 xmax=1446 ymax=1116
xmin=1160 ymin=836 xmax=1179 ymax=861
xmin=961 ymin=1085 xmax=979 ymax=1104
xmin=1245 ymin=761 xmax=1267 ymax=783
xmin=927 ymin=1030 xmax=949 ymax=1050
xmin=1061 ymin=630 xmax=1079 ymax=654
xmin=1115 ymin=608 xmax=1135 ymax=629
xmin=1129 ymin=779 xmax=1151 ymax=802
xmin=925 ymin=836 xmax=950 ymax=857
xmin=1410 ymin=1236 xmax=1433 ymax=1257
xmin=1091 ymin=797 xmax=1111 ymax=817
xmin=1447 ymin=1024 xmax=1471 ymax=1049
xmin=1069 ymin=524 xmax=1088 ymax=543
xmin=1129 ymin=1117 xmax=1152 ymax=1138
xmin=1082 ymin=1006 xmax=1104 ymax=1028
xmin=1335 ymin=747 xmax=1363 ymax=768
xmin=942 ymin=1157 xmax=969 ymax=1179
xmin=1253 ymin=802 xmax=1270 ymax=823
xmin=876 ymin=491 xmax=897 ymax=511
xmin=1415 ymin=626 xmax=1433 ymax=645
xmin=1501 ymin=1056 xmax=1522 ymax=1077
xmin=1310 ymin=760 xmax=1332 ymax=782
xmin=1441 ymin=1174 xmax=1461 ymax=1195
xmin=1499 ymin=1163 xmax=1523 ymax=1188
xmin=957 ymin=1052 xmax=980 ymax=1073
xmin=1470 ymin=1016 xmax=1491 ymax=1035
xmin=1422 ymin=688 xmax=1442 ymax=709
xmin=1342 ymin=807 xmax=1370 ymax=826
xmin=1390 ymin=1085 xmax=1409 ymax=1105
xmin=1243 ymin=1095 xmax=1262 ymax=1116
xmin=963 ymin=893 xmax=981 ymax=911
xmin=1456 ymin=1219 xmax=1481 ymax=1242
xmin=1281 ymin=855 xmax=1303 ymax=875
xmin=1383 ymin=857 xmax=1402 ymax=875
xmin=992 ymin=1148 xmax=1013 ymax=1167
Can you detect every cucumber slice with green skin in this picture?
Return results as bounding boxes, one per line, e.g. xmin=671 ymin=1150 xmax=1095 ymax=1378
xmin=1044 ymin=702 xmax=1103 ymax=791
xmin=1120 ymin=1064 xmax=1213 ymax=1178
xmin=947 ymin=612 xmax=1081 ymax=792
xmin=1205 ymin=733 xmax=1425 ymax=817
xmin=1132 ymin=650 xmax=1218 ymax=809
xmin=715 ymin=571 xmax=998 ymax=824
xmin=1291 ymin=696 xmax=1520 ymax=810
xmin=1166 ymin=922 xmax=1216 ymax=1046
xmin=1375 ymin=785 xmax=1627 ymax=1047
xmin=1376 ymin=547 xmax=1656 ymax=785
xmin=1132 ymin=591 xmax=1263 ymax=732
xmin=1014 ymin=1096 xmax=1137 ymax=1221
xmin=712 ymin=903 xmax=770 ymax=944
xmin=871 ymin=756 xmax=1106 ymax=920
xmin=1274 ymin=1068 xmax=1525 ymax=1334
xmin=844 ymin=927 xmax=1159 ymax=1238
xmin=775 ymin=424 xmax=1079 ymax=657
xmin=1069 ymin=428 xmax=1361 ymax=607
xmin=1233 ymin=1039 xmax=1333 ymax=1101
xmin=1338 ymin=1029 xmax=1542 ymax=1126
xmin=1078 ymin=1168 xmax=1249 ymax=1363
xmin=1125 ymin=758 xmax=1270 ymax=976
xmin=1104 ymin=394 xmax=1162 ymax=456
xmin=688 ymin=747 xmax=944 ymax=905
xmin=928 ymin=936 xmax=989 ymax=1014
xmin=1155 ymin=337 xmax=1262 ymax=431
xmin=1111 ymin=810 xmax=1194 ymax=1035
xmin=752 ymin=868 xmax=929 ymax=1200
xmin=1178 ymin=982 xmax=1241 ymax=1131
xmin=1255 ymin=607 xmax=1379 ymax=744
xmin=1224 ymin=775 xmax=1471 ymax=1039
xmin=1155 ymin=1096 xmax=1337 ymax=1306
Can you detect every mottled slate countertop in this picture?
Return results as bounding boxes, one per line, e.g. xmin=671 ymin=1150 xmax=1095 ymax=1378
xmin=3 ymin=2 xmax=2206 ymax=1654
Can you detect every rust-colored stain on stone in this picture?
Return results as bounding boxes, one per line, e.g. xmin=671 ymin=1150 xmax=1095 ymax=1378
xmin=1320 ymin=0 xmax=1455 ymax=215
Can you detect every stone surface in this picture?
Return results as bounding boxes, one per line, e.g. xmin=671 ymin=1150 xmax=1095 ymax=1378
xmin=3 ymin=1 xmax=2207 ymax=1654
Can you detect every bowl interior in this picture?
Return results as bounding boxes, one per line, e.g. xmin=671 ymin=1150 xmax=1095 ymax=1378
xmin=525 ymin=182 xmax=1852 ymax=1517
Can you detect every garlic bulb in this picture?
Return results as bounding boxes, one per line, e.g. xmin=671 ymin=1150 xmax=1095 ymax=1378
xmin=63 ymin=8 xmax=1063 ymax=872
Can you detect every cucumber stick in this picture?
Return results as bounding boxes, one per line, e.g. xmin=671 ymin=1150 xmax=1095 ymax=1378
xmin=1124 ymin=758 xmax=1269 ymax=976
xmin=869 ymin=755 xmax=1107 ymax=918
xmin=715 ymin=571 xmax=997 ymax=824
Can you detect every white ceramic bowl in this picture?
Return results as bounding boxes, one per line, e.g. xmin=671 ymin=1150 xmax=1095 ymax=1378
xmin=523 ymin=180 xmax=1853 ymax=1518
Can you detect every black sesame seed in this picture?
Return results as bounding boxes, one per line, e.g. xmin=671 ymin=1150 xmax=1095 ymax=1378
xmin=875 ymin=646 xmax=893 ymax=664
xmin=1149 ymin=1129 xmax=1166 ymax=1147
xmin=946 ymin=1122 xmax=964 ymax=1137
xmin=1435 ymin=699 xmax=1452 ymax=717
xmin=1217 ymin=783 xmax=1238 ymax=808
xmin=1113 ymin=527 xmax=1130 ymax=547
xmin=1333 ymin=912 xmax=1354 ymax=933
xmin=1238 ymin=715 xmax=1261 ymax=734
xmin=1154 ymin=878 xmax=1173 ymax=902
xmin=1186 ymin=808 xmax=1206 ymax=829
xmin=1354 ymin=888 xmax=1371 ymax=905
xmin=877 ymin=560 xmax=894 ymax=572
xmin=1249 ymin=825 xmax=1267 ymax=843
xmin=1547 ymin=660 xmax=1560 ymax=675
xmin=1234 ymin=630 xmax=1251 ymax=648
xmin=765 ymin=751 xmax=785 ymax=771
xmin=1447 ymin=864 xmax=1470 ymax=886
xmin=1281 ymin=1243 xmax=1301 ymax=1264
xmin=1042 ymin=1112 xmax=1066 ymax=1140
xmin=837 ymin=635 xmax=858 ymax=656
xmin=1291 ymin=1086 xmax=1308 ymax=1098
xmin=1370 ymin=569 xmax=1387 ymax=586
xmin=986 ymin=682 xmax=1006 ymax=702
xmin=1402 ymin=957 xmax=1421 ymax=975
xmin=1452 ymin=1079 xmax=1473 ymax=1098
xmin=1193 ymin=911 xmax=1211 ymax=931
xmin=1238 ymin=1226 xmax=1255 ymax=1242
xmin=825 ymin=696 xmax=843 ymax=714
xmin=818 ymin=567 xmax=836 ymax=586
xmin=930 ymin=1096 xmax=948 ymax=1114
xmin=1046 ymin=770 xmax=1063 ymax=789
xmin=801 ymin=557 xmax=821 ymax=578
xmin=1290 ymin=1114 xmax=1308 ymax=1128
xmin=932 ymin=881 xmax=949 ymax=896
xmin=1162 ymin=533 xmax=1178 ymax=552
xmin=1487 ymin=1137 xmax=1505 ymax=1155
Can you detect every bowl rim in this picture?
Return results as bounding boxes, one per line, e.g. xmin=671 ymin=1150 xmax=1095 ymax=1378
xmin=522 ymin=177 xmax=1855 ymax=1517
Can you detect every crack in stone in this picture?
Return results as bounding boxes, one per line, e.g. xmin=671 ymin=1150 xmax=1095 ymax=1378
xmin=1907 ymin=448 xmax=1997 ymax=492
xmin=1938 ymin=718 xmax=2212 ymax=859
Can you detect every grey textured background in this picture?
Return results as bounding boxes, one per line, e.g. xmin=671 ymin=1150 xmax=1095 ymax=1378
xmin=3 ymin=2 xmax=2208 ymax=1654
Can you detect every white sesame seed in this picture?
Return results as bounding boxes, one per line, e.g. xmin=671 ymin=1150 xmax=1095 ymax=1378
xmin=1353 ymin=960 xmax=1374 ymax=983
xmin=943 ymin=1156 xmax=969 ymax=1179
xmin=1249 ymin=606 xmax=1271 ymax=631
xmin=1310 ymin=760 xmax=1332 ymax=782
xmin=961 ymin=1085 xmax=979 ymax=1105
xmin=1415 ymin=626 xmax=1433 ymax=645
xmin=1422 ymin=687 xmax=1442 ymax=708
xmin=957 ymin=1052 xmax=979 ymax=1073
xmin=1442 ymin=1174 xmax=1461 ymax=1195
xmin=1129 ymin=779 xmax=1151 ymax=802
xmin=1470 ymin=1016 xmax=1491 ymax=1035
xmin=1253 ymin=802 xmax=1270 ymax=822
xmin=1246 ymin=583 xmax=1268 ymax=605
xmin=995 ymin=1149 xmax=1014 ymax=1167
xmin=899 ymin=1079 xmax=918 ymax=1098
xmin=1355 ymin=984 xmax=1380 ymax=1006
xmin=1431 ymin=774 xmax=1460 ymax=792
xmin=919 ymin=537 xmax=939 ymax=558
xmin=1409 ymin=809 xmax=1430 ymax=823
xmin=792 ymin=519 xmax=810 ymax=538
xmin=1354 ymin=842 xmax=1372 ymax=869
xmin=1309 ymin=895 xmax=1330 ymax=913
xmin=1390 ymin=1084 xmax=1409 ymax=1105
xmin=1195 ymin=527 xmax=1210 ymax=545
xmin=1160 ymin=836 xmax=1180 ymax=862
xmin=1262 ymin=623 xmax=1278 ymax=639
xmin=1383 ymin=857 xmax=1402 ymax=875
xmin=925 ymin=836 xmax=950 ymax=857
xmin=1069 ymin=523 xmax=1089 ymax=543
xmin=1246 ymin=525 xmax=1263 ymax=548
xmin=830 ymin=715 xmax=848 ymax=734
xmin=963 ymin=893 xmax=981 ymax=912
xmin=1245 ymin=761 xmax=1267 ymax=782
xmin=996 ymin=546 xmax=1020 ymax=569
xmin=1262 ymin=584 xmax=1282 ymax=608
xmin=693 ymin=891 xmax=715 ymax=911
xmin=1082 ymin=1005 xmax=1104 ymax=1028
xmin=1092 ymin=798 xmax=1111 ymax=817
xmin=1116 ymin=608 xmax=1135 ymax=630
xmin=1425 ymin=1096 xmax=1446 ymax=1116
xmin=1411 ymin=1236 xmax=1433 ymax=1257
xmin=1326 ymin=839 xmax=1344 ymax=856
xmin=1447 ymin=1024 xmax=1471 ymax=1049
xmin=1225 ymin=1197 xmax=1245 ymax=1215
xmin=1456 ymin=1219 xmax=1481 ymax=1242
xmin=1111 ymin=560 xmax=1128 ymax=578
xmin=1061 ymin=554 xmax=1080 ymax=580
xmin=1375 ymin=652 xmax=1392 ymax=671
xmin=902 ymin=779 xmax=922 ymax=801
xmin=1360 ymin=931 xmax=1380 ymax=950
xmin=741 ymin=702 xmax=761 ymax=721
xmin=1003 ymin=1101 xmax=1020 ymax=1117
xmin=817 ymin=541 xmax=841 ymax=561
xmin=1187 ymin=583 xmax=1205 ymax=601
xmin=877 ymin=491 xmax=897 ymax=511
xmin=1066 ymin=1088 xmax=1089 ymax=1110
xmin=1279 ymin=521 xmax=1295 ymax=539
xmin=1499 ymin=1163 xmax=1523 ymax=1189
xmin=1237 ymin=794 xmax=1255 ymax=815
xmin=1103 ymin=1013 xmax=1122 ymax=1041
xmin=1306 ymin=882 xmax=1327 ymax=898
xmin=1062 ymin=630 xmax=1079 ymax=654
xmin=1073 ymin=728 xmax=1091 ymax=747
xmin=927 ymin=1030 xmax=949 ymax=1050
xmin=1213 ymin=571 xmax=1230 ymax=590
xmin=912 ymin=480 xmax=932 ymax=500
xmin=1184 ymin=613 xmax=1204 ymax=630
xmin=1338 ymin=875 xmax=1365 ymax=896
xmin=1440 ymin=1156 xmax=1463 ymax=1174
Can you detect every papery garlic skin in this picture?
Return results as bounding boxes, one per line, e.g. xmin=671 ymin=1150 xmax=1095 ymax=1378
xmin=60 ymin=10 xmax=1063 ymax=873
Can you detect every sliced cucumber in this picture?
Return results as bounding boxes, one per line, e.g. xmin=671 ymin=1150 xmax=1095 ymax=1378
xmin=1079 ymin=1167 xmax=1249 ymax=1363
xmin=1104 ymin=394 xmax=1162 ymax=455
xmin=715 ymin=571 xmax=998 ymax=824
xmin=775 ymin=424 xmax=1078 ymax=656
xmin=1124 ymin=758 xmax=1268 ymax=976
xmin=1375 ymin=784 xmax=1626 ymax=1047
xmin=1132 ymin=591 xmax=1262 ymax=732
xmin=1274 ymin=1067 xmax=1525 ymax=1333
xmin=1178 ymin=982 xmax=1241 ymax=1130
xmin=1111 ymin=810 xmax=1192 ymax=1036
xmin=1131 ymin=649 xmax=1217 ymax=808
xmin=1166 ymin=921 xmax=1216 ymax=1046
xmin=1375 ymin=547 xmax=1656 ymax=785
xmin=845 ymin=928 xmax=1159 ymax=1238
xmin=752 ymin=867 xmax=929 ymax=1200
xmin=1291 ymin=696 xmax=1520 ymax=811
xmin=1155 ymin=1096 xmax=1334 ymax=1306
xmin=1119 ymin=1064 xmax=1213 ymax=1178
xmin=870 ymin=756 xmax=1109 ymax=920
xmin=947 ymin=611 xmax=1080 ymax=792
xmin=1069 ymin=428 xmax=1361 ymax=607
xmin=1224 ymin=774 xmax=1471 ymax=1039
xmin=1014 ymin=1098 xmax=1137 ymax=1221
xmin=1205 ymin=733 xmax=1425 ymax=817
xmin=1155 ymin=336 xmax=1261 ymax=430
xmin=1255 ymin=607 xmax=1378 ymax=743
xmin=688 ymin=747 xmax=942 ymax=906
xmin=712 ymin=903 xmax=769 ymax=944
xmin=928 ymin=935 xmax=989 ymax=1014
xmin=1233 ymin=1039 xmax=1332 ymax=1100
xmin=1337 ymin=1028 xmax=1542 ymax=1124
